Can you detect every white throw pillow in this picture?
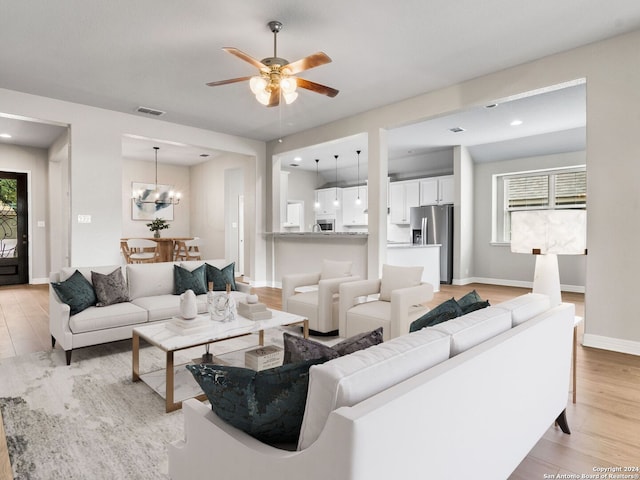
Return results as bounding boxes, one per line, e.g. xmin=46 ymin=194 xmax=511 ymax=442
xmin=320 ymin=259 xmax=352 ymax=280
xmin=379 ymin=264 xmax=423 ymax=302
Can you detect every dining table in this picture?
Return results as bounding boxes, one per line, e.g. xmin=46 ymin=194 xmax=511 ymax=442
xmin=121 ymin=237 xmax=193 ymax=263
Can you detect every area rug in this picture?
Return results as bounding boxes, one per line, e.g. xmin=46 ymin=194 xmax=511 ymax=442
xmin=0 ymin=327 xmax=299 ymax=480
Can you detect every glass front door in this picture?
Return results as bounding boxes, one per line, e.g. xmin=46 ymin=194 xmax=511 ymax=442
xmin=0 ymin=172 xmax=28 ymax=285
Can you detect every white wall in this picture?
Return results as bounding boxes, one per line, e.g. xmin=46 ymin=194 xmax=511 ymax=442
xmin=0 ymin=87 xmax=266 ymax=282
xmin=472 ymin=151 xmax=586 ymax=289
xmin=454 ymin=145 xmax=474 ymax=284
xmin=266 ymin=29 xmax=640 ymax=354
xmin=122 ymin=159 xmax=191 ymax=238
xmin=0 ymin=143 xmax=49 ymax=282
xmin=48 ymin=131 xmax=70 ymax=276
xmin=189 ymin=152 xmax=255 ymax=276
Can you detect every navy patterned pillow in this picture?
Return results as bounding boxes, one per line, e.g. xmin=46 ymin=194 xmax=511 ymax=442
xmin=409 ymin=298 xmax=463 ymax=332
xmin=187 ymin=358 xmax=327 ymax=444
xmin=283 ymin=327 xmax=383 ymax=364
xmin=206 ymin=262 xmax=237 ymax=291
xmin=91 ymin=268 xmax=129 ymax=306
xmin=174 ymin=264 xmax=207 ymax=295
xmin=51 ymin=270 xmax=97 ymax=315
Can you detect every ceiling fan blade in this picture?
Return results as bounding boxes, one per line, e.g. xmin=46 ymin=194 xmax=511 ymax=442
xmin=296 ymin=78 xmax=339 ymax=98
xmin=267 ymin=88 xmax=280 ymax=107
xmin=222 ymin=47 xmax=267 ymax=70
xmin=206 ymin=76 xmax=253 ymax=87
xmin=283 ymin=52 xmax=332 ymax=75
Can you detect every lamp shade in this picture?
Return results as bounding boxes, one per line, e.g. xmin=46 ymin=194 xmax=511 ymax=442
xmin=511 ymin=210 xmax=586 ymax=255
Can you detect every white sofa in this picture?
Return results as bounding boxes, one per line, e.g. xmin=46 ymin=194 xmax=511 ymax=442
xmin=49 ymin=259 xmax=251 ymax=365
xmin=168 ymin=293 xmax=575 ymax=480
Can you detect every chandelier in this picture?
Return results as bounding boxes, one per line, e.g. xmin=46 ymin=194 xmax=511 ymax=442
xmin=132 ymin=147 xmax=181 ymax=206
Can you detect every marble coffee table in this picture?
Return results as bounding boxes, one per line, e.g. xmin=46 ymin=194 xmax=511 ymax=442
xmin=132 ymin=310 xmax=308 ymax=412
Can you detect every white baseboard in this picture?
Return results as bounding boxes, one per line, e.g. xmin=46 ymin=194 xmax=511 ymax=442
xmin=583 ymin=334 xmax=640 ymax=356
xmin=31 ymin=277 xmax=49 ymax=285
xmin=458 ymin=277 xmax=585 ymax=293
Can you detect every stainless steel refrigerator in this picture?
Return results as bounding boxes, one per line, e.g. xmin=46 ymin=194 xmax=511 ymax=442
xmin=409 ymin=205 xmax=454 ymax=284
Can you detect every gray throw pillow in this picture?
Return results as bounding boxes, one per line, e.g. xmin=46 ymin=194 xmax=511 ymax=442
xmin=51 ymin=270 xmax=97 ymax=315
xmin=456 ymin=290 xmax=483 ymax=310
xmin=283 ymin=327 xmax=384 ymax=364
xmin=174 ymin=264 xmax=207 ymax=295
xmin=187 ymin=358 xmax=328 ymax=444
xmin=91 ymin=268 xmax=129 ymax=307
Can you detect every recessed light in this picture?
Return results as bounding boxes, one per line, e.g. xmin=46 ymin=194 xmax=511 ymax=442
xmin=449 ymin=127 xmax=465 ymax=133
xmin=485 ymin=103 xmax=499 ymax=109
xmin=199 ymin=153 xmax=209 ymax=158
xmin=0 ymin=133 xmax=12 ymax=139
xmin=292 ymin=156 xmax=302 ymax=164
xmin=510 ymin=120 xmax=523 ymax=126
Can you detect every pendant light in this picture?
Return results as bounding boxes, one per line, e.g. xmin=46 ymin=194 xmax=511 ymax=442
xmin=133 ymin=147 xmax=180 ymax=206
xmin=355 ymin=150 xmax=362 ymax=205
xmin=333 ymin=155 xmax=340 ymax=207
xmin=314 ymin=159 xmax=320 ymax=209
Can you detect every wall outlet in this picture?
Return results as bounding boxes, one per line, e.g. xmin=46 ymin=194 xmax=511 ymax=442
xmin=37 ymin=220 xmax=45 ymax=228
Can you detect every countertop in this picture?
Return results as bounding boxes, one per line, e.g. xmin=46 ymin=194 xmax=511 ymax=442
xmin=387 ymin=243 xmax=441 ymax=248
xmin=270 ymin=232 xmax=368 ymax=238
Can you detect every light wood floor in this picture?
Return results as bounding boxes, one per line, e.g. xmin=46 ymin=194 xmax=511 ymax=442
xmin=1 ymin=283 xmax=639 ymax=479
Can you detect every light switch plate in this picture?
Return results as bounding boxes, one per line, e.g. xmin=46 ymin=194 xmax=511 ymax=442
xmin=78 ymin=215 xmax=92 ymax=224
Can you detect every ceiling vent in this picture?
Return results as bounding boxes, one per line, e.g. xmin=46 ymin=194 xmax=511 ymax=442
xmin=136 ymin=106 xmax=166 ymax=116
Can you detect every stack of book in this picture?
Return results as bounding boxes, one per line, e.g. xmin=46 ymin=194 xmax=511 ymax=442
xmin=237 ymin=300 xmax=272 ymax=320
xmin=166 ymin=316 xmax=212 ymax=335
xmin=245 ymin=345 xmax=284 ymax=371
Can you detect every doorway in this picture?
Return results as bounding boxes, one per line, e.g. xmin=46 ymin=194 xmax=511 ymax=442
xmin=0 ymin=171 xmax=28 ymax=284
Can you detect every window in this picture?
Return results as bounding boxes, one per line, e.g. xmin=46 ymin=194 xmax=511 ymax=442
xmin=493 ymin=166 xmax=586 ymax=243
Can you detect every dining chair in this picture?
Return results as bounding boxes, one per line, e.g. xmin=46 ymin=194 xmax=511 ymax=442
xmin=174 ymin=238 xmax=202 ymax=261
xmin=127 ymin=238 xmax=159 ymax=263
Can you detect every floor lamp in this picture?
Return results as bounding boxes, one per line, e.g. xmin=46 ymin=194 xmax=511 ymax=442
xmin=510 ymin=210 xmax=587 ymax=306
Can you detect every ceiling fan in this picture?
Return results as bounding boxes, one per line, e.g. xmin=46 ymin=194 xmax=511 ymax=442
xmin=206 ymin=20 xmax=339 ymax=107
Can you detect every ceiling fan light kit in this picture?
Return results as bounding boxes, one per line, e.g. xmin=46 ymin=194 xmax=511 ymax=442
xmin=207 ymin=20 xmax=338 ymax=107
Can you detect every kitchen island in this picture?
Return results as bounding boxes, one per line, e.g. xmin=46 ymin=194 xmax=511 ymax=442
xmin=271 ymin=232 xmax=368 ymax=286
xmin=387 ymin=243 xmax=441 ymax=292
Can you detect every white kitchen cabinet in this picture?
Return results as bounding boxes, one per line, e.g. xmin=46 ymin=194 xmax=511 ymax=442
xmin=419 ymin=175 xmax=454 ymax=205
xmin=315 ymin=188 xmax=342 ymax=218
xmin=342 ymin=186 xmax=368 ymax=226
xmin=389 ymin=180 xmax=419 ymax=224
xmin=283 ymin=203 xmax=302 ymax=227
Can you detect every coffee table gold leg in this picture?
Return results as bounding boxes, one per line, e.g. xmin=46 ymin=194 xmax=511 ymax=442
xmin=303 ymin=319 xmax=309 ymax=339
xmin=166 ymin=350 xmax=175 ymax=413
xmin=132 ymin=332 xmax=140 ymax=382
xmin=259 ymin=330 xmax=264 ymax=346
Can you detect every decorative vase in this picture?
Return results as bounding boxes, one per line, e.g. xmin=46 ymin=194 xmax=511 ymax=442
xmin=179 ymin=289 xmax=198 ymax=319
xmin=153 ymin=231 xmax=160 ymax=239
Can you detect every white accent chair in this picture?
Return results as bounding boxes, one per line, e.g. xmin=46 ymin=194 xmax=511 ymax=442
xmin=338 ymin=264 xmax=434 ymax=341
xmin=282 ymin=260 xmax=360 ymax=335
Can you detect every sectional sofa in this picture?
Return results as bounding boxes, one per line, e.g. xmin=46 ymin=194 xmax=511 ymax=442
xmin=49 ymin=259 xmax=250 ymax=365
xmin=168 ymin=293 xmax=575 ymax=480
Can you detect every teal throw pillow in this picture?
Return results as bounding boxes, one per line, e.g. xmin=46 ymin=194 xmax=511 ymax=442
xmin=460 ymin=300 xmax=491 ymax=314
xmin=51 ymin=270 xmax=97 ymax=315
xmin=409 ymin=298 xmax=463 ymax=332
xmin=187 ymin=358 xmax=327 ymax=444
xmin=456 ymin=290 xmax=483 ymax=310
xmin=282 ymin=328 xmax=383 ymax=364
xmin=206 ymin=262 xmax=237 ymax=291
xmin=174 ymin=264 xmax=207 ymax=295
xmin=456 ymin=290 xmax=490 ymax=314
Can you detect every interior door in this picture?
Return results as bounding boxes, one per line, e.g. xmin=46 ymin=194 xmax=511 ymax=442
xmin=0 ymin=172 xmax=28 ymax=285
